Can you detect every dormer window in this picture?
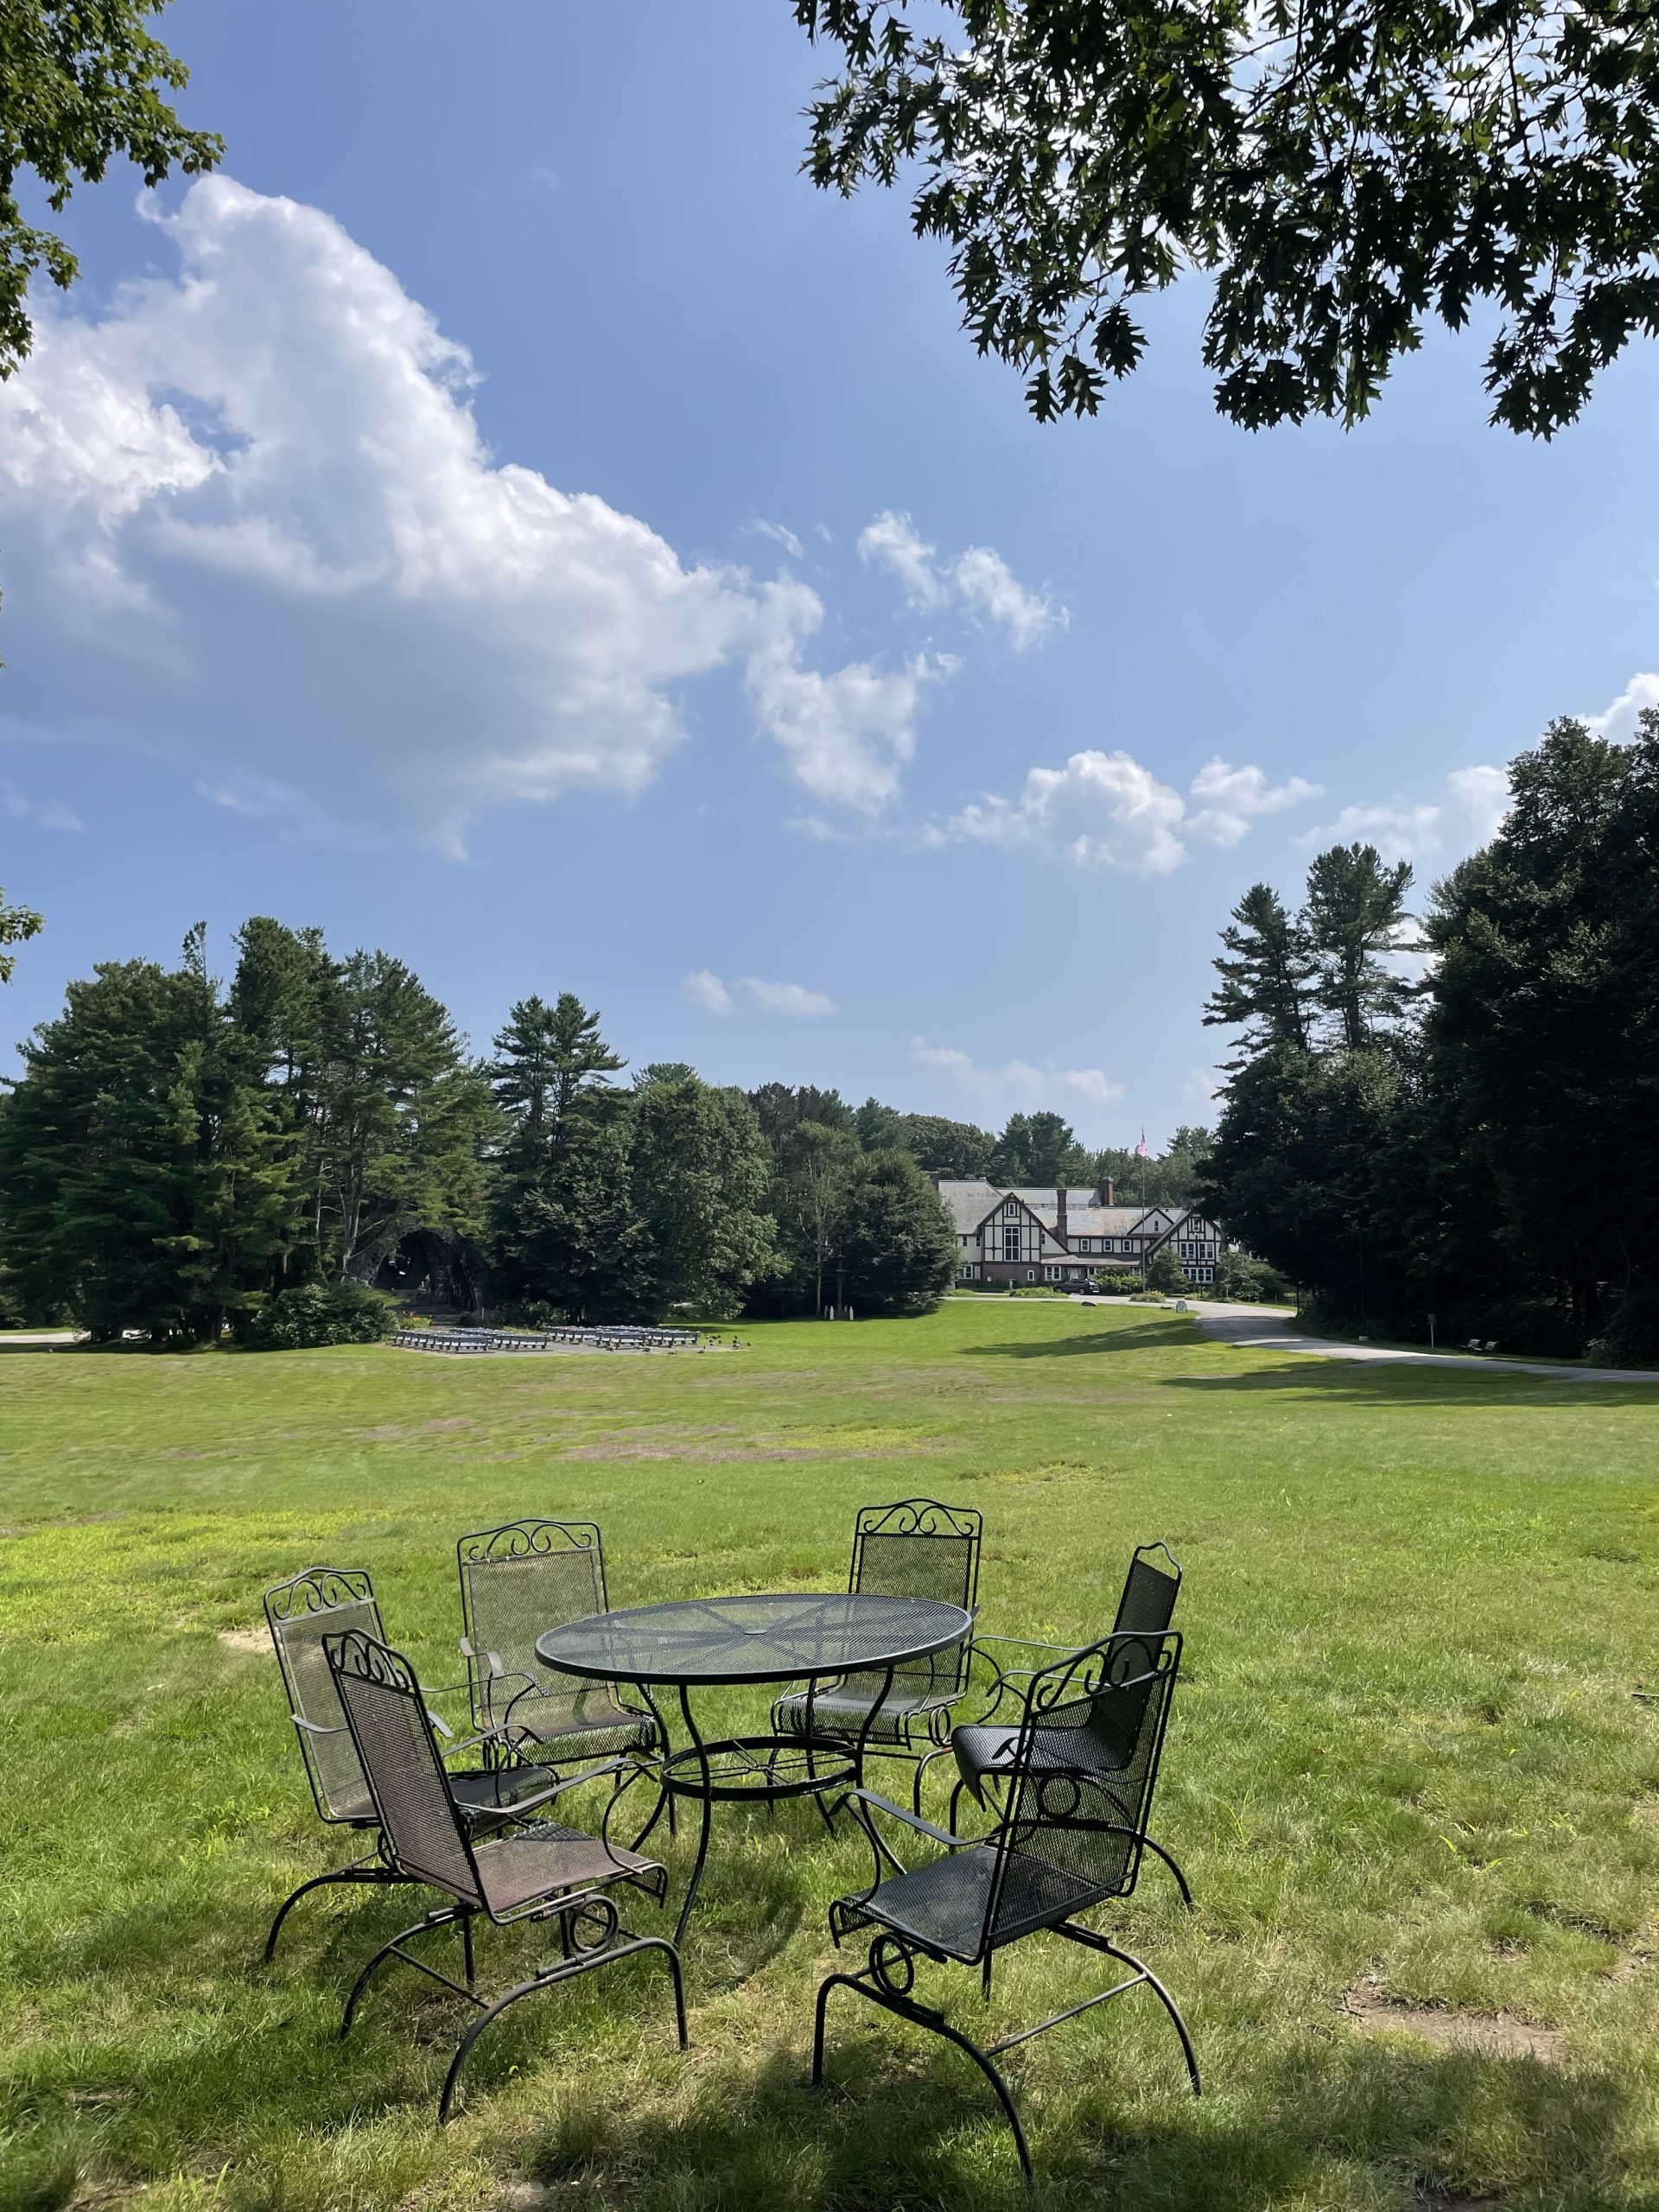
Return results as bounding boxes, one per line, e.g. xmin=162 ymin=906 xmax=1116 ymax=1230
xmin=1003 ymin=1199 xmax=1019 ymax=1217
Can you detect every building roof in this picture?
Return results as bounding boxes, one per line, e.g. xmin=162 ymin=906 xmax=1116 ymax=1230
xmin=934 ymin=1180 xmax=1198 ymax=1243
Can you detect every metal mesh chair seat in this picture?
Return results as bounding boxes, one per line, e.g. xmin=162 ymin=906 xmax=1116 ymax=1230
xmin=506 ymin=1689 xmax=658 ymax=1760
xmin=774 ymin=1679 xmax=954 ymax=1742
xmin=836 ymin=1842 xmax=1108 ymax=1962
xmin=470 ymin=1822 xmax=664 ymax=1916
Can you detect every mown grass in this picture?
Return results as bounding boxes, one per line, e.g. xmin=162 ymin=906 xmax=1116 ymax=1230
xmin=3 ymin=1301 xmax=1659 ymax=2212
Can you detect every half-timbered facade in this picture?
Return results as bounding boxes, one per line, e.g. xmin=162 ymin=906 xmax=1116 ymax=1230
xmin=937 ymin=1179 xmax=1226 ymax=1289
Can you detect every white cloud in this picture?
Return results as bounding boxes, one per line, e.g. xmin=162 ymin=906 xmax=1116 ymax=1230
xmin=0 ymin=779 xmax=83 ymax=831
xmin=1184 ymin=1067 xmax=1223 ymax=1106
xmin=740 ymin=976 xmax=837 ymax=1016
xmin=945 ymin=750 xmax=1317 ymax=875
xmin=950 ymin=545 xmax=1063 ymax=650
xmin=745 ymin=577 xmax=941 ymax=813
xmin=0 ymin=178 xmax=935 ymax=848
xmin=910 ymin=1035 xmax=1123 ymax=1127
xmin=1185 ymin=758 xmax=1321 ymax=847
xmin=1303 ymin=764 xmax=1510 ymax=866
xmin=683 ymin=969 xmax=734 ymax=1016
xmin=746 ymin=516 xmax=804 ymax=561
xmin=859 ymin=509 xmax=1062 ymax=648
xmin=1585 ymin=671 xmax=1659 ymax=741
xmin=858 ymin=511 xmax=945 ymax=607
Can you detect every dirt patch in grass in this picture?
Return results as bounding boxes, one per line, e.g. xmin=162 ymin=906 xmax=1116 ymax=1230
xmin=563 ymin=1440 xmax=944 ymax=1462
xmin=349 ymin=1415 xmax=480 ymax=1441
xmin=217 ymin=1626 xmax=268 ymax=1656
xmin=1344 ymin=1993 xmax=1564 ymax=2063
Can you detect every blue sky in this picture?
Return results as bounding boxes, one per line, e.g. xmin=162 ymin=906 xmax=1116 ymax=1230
xmin=3 ymin=0 xmax=1658 ymax=1143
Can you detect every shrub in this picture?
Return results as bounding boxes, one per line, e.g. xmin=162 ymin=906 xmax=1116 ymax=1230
xmin=1216 ymin=1252 xmax=1290 ymax=1303
xmin=1145 ymin=1246 xmax=1189 ymax=1295
xmin=1587 ymin=1287 xmax=1659 ymax=1369
xmin=241 ymin=1281 xmax=395 ymax=1351
xmin=1129 ymin=1287 xmax=1166 ymax=1304
xmin=1090 ymin=1267 xmax=1143 ymax=1294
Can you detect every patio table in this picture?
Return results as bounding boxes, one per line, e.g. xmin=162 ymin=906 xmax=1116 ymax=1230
xmin=536 ymin=1591 xmax=974 ymax=1944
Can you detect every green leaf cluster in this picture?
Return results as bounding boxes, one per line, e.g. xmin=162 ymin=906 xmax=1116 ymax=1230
xmin=795 ymin=0 xmax=1659 ymax=432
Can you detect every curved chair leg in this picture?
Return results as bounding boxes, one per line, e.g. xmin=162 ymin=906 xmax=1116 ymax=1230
xmin=1141 ymin=1833 xmax=1195 ymax=1910
xmin=1084 ymin=1936 xmax=1201 ymax=2095
xmin=812 ymin=1970 xmax=1033 ymax=2183
xmin=264 ymin=1860 xmax=404 ymax=1964
xmin=340 ymin=1908 xmax=463 ymax=2038
xmin=438 ymin=1935 xmax=686 ymax=2122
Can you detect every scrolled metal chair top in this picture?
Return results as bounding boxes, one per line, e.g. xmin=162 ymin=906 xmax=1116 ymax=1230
xmin=324 ymin=1624 xmax=417 ymax=1692
xmin=855 ymin=1497 xmax=982 ymax=1540
xmin=266 ymin=1566 xmax=374 ymax=1621
xmin=457 ymin=1518 xmax=601 ymax=1565
xmin=1027 ymin=1627 xmax=1179 ymax=1715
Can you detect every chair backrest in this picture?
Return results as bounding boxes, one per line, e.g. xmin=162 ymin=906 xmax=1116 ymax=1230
xmin=984 ymin=1628 xmax=1182 ymax=1950
xmin=326 ymin=1627 xmax=484 ymax=1907
xmin=847 ymin=1498 xmax=982 ymax=1702
xmin=1113 ymin=1541 xmax=1182 ymax=1638
xmin=264 ymin=1566 xmax=385 ymax=1823
xmin=456 ymin=1519 xmax=611 ymax=1734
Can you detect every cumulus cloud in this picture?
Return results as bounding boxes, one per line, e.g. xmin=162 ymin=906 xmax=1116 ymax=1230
xmin=683 ymin=969 xmax=734 ymax=1015
xmin=1185 ymin=758 xmax=1321 ymax=847
xmin=0 ymin=179 xmax=938 ymax=849
xmin=740 ymin=976 xmax=837 ymax=1015
xmin=859 ymin=509 xmax=1063 ymax=648
xmin=1 ymin=779 xmax=83 ymax=831
xmin=1586 ymin=671 xmax=1659 ymax=741
xmin=1302 ymin=764 xmax=1510 ymax=865
xmin=945 ymin=750 xmax=1315 ymax=875
xmin=910 ymin=1036 xmax=1123 ymax=1126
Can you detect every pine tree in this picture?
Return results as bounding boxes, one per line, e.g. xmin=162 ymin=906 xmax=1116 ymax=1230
xmin=1202 ymin=883 xmax=1316 ymax=1058
xmin=837 ymin=1152 xmax=957 ymax=1314
xmin=630 ymin=1076 xmax=778 ymax=1316
xmin=1303 ymin=844 xmax=1417 ymax=1049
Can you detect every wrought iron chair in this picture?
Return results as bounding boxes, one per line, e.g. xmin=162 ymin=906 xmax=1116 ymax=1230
xmin=456 ymin=1520 xmax=664 ymax=1793
xmin=927 ymin=1541 xmax=1192 ymax=1905
xmin=262 ymin=1565 xmax=558 ymax=1961
xmin=327 ymin=1626 xmax=686 ymax=2120
xmin=771 ymin=1498 xmax=982 ymax=1810
xmin=815 ymin=1628 xmax=1198 ymax=2183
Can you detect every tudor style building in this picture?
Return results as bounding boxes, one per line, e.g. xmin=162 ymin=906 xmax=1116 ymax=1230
xmin=936 ymin=1178 xmax=1225 ymax=1290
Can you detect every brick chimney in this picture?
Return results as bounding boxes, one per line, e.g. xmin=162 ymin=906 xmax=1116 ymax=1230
xmin=1055 ymin=1185 xmax=1068 ymax=1243
xmin=1100 ymin=1176 xmax=1115 ymax=1206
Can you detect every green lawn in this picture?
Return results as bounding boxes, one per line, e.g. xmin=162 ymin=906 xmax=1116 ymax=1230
xmin=3 ymin=1301 xmax=1659 ymax=2212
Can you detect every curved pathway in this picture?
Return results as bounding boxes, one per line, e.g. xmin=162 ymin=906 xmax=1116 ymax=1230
xmin=1182 ymin=1300 xmax=1659 ymax=1385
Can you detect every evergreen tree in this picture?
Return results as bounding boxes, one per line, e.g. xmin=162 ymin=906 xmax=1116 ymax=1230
xmin=893 ymin=1113 xmax=996 ymax=1179
xmin=1304 ymin=843 xmax=1417 ymax=1049
xmin=489 ymin=993 xmax=633 ymax=1318
xmin=989 ymin=1110 xmax=1093 ymax=1186
xmin=770 ymin=1118 xmax=861 ymax=1313
xmin=837 ymin=1151 xmax=957 ymax=1315
xmin=1202 ymin=883 xmax=1315 ymax=1058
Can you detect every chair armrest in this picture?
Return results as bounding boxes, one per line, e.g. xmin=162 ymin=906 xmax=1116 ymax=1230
xmin=841 ymin=1788 xmax=976 ymax=1852
xmin=975 ymin=1633 xmax=1077 ymax=1656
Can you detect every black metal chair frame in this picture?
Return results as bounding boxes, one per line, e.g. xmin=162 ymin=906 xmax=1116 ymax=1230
xmin=262 ymin=1565 xmax=562 ymax=1962
xmin=456 ymin=1517 xmax=665 ymax=1775
xmin=326 ymin=1626 xmax=686 ymax=2121
xmin=920 ymin=1541 xmax=1192 ymax=1906
xmin=770 ymin=1499 xmax=983 ymax=1811
xmin=813 ymin=1628 xmax=1198 ymax=2185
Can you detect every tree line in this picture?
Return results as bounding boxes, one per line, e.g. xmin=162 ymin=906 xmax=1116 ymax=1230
xmin=0 ymin=917 xmax=1189 ymax=1343
xmin=1200 ymin=717 xmax=1659 ymax=1367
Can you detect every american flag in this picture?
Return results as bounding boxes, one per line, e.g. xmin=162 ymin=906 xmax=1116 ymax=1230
xmin=1135 ymin=1132 xmax=1149 ymax=1158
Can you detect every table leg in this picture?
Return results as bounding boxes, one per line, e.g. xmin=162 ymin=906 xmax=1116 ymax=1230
xmin=852 ymin=1663 xmax=897 ymax=1790
xmin=673 ymin=1681 xmax=715 ymax=1950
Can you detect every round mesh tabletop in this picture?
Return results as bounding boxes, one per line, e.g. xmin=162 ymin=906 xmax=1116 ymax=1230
xmin=535 ymin=1591 xmax=973 ymax=1688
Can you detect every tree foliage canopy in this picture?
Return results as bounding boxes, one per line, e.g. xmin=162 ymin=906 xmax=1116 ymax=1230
xmin=794 ymin=0 xmax=1659 ymax=434
xmin=1 ymin=1 xmax=221 ymax=378
xmin=0 ymin=883 xmax=43 ymax=982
